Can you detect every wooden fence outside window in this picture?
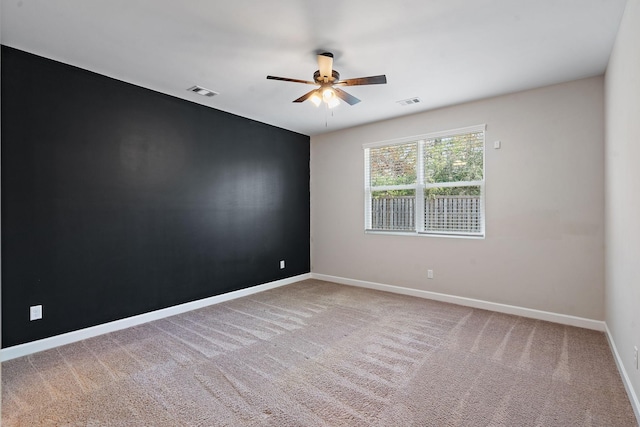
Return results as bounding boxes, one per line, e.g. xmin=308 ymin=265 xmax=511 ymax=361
xmin=371 ymin=195 xmax=481 ymax=233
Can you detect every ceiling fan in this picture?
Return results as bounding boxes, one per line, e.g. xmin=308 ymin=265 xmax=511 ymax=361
xmin=267 ymin=52 xmax=387 ymax=108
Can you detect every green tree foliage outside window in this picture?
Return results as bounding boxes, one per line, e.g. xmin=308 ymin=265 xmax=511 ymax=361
xmin=424 ymin=132 xmax=483 ymax=197
xmin=368 ymin=132 xmax=483 ymax=197
xmin=369 ymin=142 xmax=416 ymax=197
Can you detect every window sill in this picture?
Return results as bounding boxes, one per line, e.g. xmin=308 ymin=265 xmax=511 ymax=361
xmin=364 ymin=230 xmax=485 ymax=240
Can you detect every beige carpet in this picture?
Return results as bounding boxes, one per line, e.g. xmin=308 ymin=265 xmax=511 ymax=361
xmin=2 ymin=279 xmax=637 ymax=426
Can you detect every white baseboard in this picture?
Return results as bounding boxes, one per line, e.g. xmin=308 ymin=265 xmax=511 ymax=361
xmin=605 ymin=324 xmax=640 ymax=424
xmin=311 ymin=273 xmax=606 ymax=331
xmin=1 ymin=273 xmax=311 ymax=362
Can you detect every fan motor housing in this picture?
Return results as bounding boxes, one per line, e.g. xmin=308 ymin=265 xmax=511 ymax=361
xmin=314 ymin=70 xmax=340 ymax=84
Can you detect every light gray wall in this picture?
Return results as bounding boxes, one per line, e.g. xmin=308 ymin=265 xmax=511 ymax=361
xmin=605 ymin=0 xmax=640 ymax=408
xmin=311 ymin=76 xmax=605 ymax=320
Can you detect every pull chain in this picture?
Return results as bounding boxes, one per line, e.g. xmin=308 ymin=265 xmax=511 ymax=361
xmin=324 ymin=103 xmax=335 ymax=128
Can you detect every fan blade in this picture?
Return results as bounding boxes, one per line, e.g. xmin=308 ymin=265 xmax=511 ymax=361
xmin=335 ymin=75 xmax=387 ymax=86
xmin=293 ymin=89 xmax=320 ymax=103
xmin=317 ymin=52 xmax=334 ymax=80
xmin=267 ymin=76 xmax=317 ymax=85
xmin=333 ymin=87 xmax=361 ymax=105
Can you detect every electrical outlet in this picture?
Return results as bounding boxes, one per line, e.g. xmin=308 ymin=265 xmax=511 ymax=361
xmin=30 ymin=305 xmax=43 ymax=321
xmin=280 ymin=260 xmax=285 ymax=269
xmin=427 ymin=269 xmax=434 ymax=279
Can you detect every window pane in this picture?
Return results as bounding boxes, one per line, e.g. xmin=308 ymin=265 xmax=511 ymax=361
xmin=369 ymin=142 xmax=417 ymax=186
xmin=424 ymin=132 xmax=483 ymax=184
xmin=424 ymin=186 xmax=482 ymax=233
xmin=370 ymin=190 xmax=415 ymax=231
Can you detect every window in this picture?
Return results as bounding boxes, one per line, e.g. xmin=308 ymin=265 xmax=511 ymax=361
xmin=364 ymin=125 xmax=485 ymax=237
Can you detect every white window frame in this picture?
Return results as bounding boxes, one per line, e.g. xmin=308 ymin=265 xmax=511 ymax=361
xmin=364 ymin=124 xmax=486 ymax=238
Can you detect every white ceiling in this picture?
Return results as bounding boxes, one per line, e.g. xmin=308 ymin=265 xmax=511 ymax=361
xmin=1 ymin=0 xmax=628 ymax=136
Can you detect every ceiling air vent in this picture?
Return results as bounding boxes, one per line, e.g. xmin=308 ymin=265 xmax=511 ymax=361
xmin=187 ymin=85 xmax=218 ymax=97
xmin=397 ymin=97 xmax=421 ymax=106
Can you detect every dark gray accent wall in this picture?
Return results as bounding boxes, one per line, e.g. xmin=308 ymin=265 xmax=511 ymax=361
xmin=1 ymin=46 xmax=310 ymax=348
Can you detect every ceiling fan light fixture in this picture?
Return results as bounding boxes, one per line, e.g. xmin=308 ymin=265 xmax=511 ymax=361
xmin=327 ymin=97 xmax=340 ymax=109
xmin=322 ymin=87 xmax=335 ymax=101
xmin=310 ymin=92 xmax=322 ymax=107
